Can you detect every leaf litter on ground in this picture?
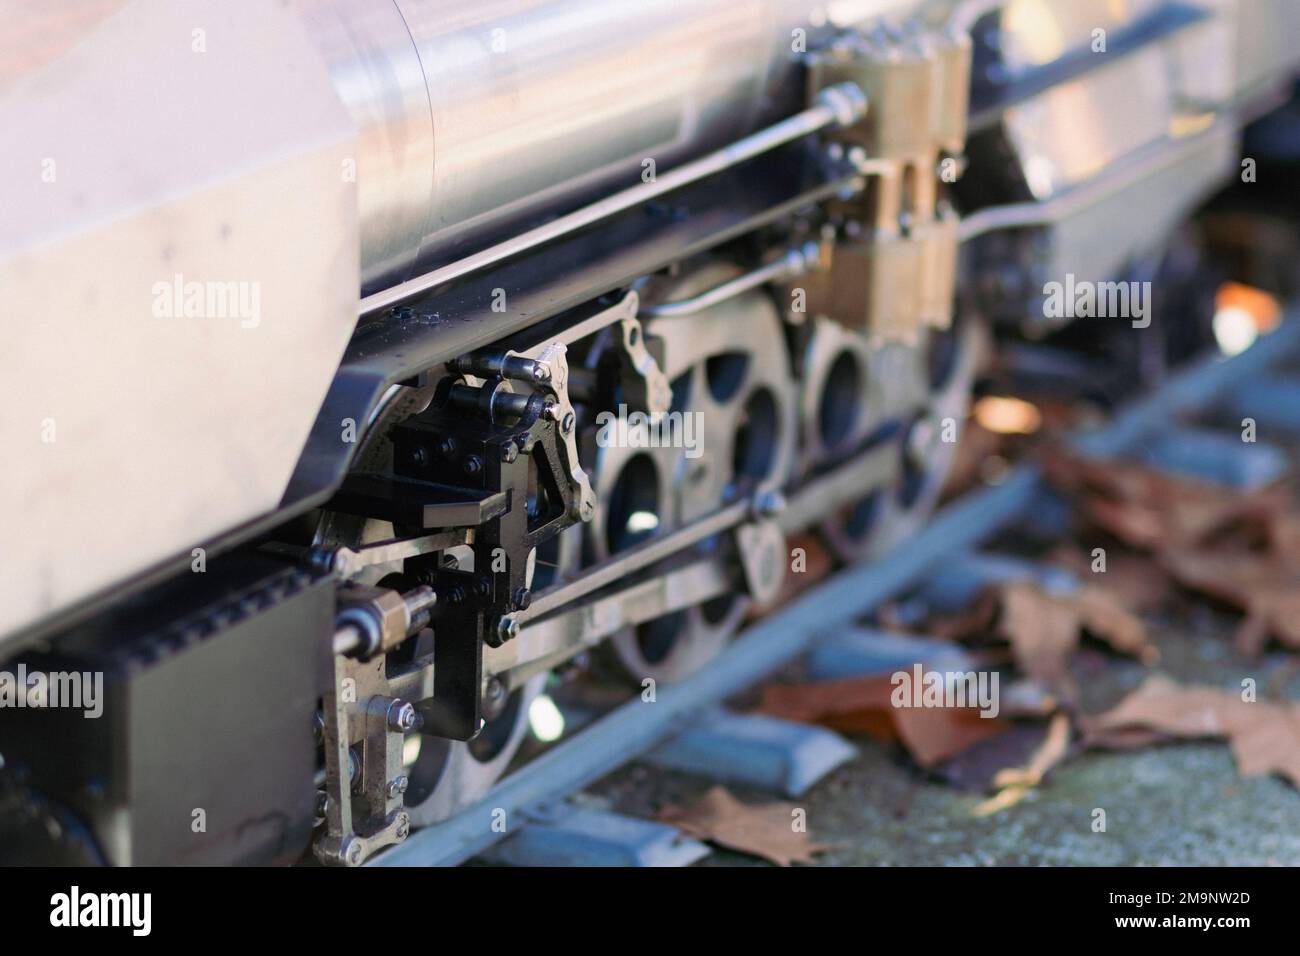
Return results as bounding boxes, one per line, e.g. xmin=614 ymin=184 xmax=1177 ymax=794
xmin=1044 ymin=447 xmax=1300 ymax=656
xmin=657 ymin=786 xmax=835 ymax=866
xmin=744 ymin=447 xmax=1300 ymax=825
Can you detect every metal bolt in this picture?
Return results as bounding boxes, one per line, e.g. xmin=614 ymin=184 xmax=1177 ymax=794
xmin=497 ymin=615 xmax=520 ymax=643
xmin=512 ymin=587 xmax=532 ymax=611
xmin=561 ymin=410 xmax=576 ymax=434
xmin=387 ymin=700 xmax=419 ymax=733
xmin=483 ymin=676 xmax=508 ymax=719
xmin=345 ymin=840 xmax=364 ymax=866
xmin=410 ymin=446 xmax=429 ymax=467
xmin=438 ymin=436 xmax=459 ymax=457
xmin=385 ymin=776 xmax=409 ymax=799
xmin=308 ymin=547 xmax=336 ymax=576
xmin=500 ymin=443 xmax=519 ymax=463
xmin=463 ymin=454 xmax=483 ymax=476
xmin=907 ymin=417 xmax=936 ymax=462
xmin=394 ymin=813 xmax=410 ymax=841
xmin=753 ymin=489 xmax=786 ymax=519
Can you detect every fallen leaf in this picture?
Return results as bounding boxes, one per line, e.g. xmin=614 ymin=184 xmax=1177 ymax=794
xmin=1049 ymin=545 xmax=1172 ymax=612
xmin=991 ymin=712 xmax=1072 ymax=789
xmin=1084 ymin=676 xmax=1300 ymax=788
xmin=996 ymin=582 xmax=1082 ymax=684
xmin=892 ymin=706 xmax=1009 ymax=768
xmin=1043 ymin=449 xmax=1287 ymax=551
xmin=657 ymin=786 xmax=833 ymax=866
xmin=1072 ymin=586 xmax=1160 ymax=663
xmin=1162 ymin=549 xmax=1300 ymax=654
xmin=925 ymin=588 xmax=1001 ymax=642
xmin=937 ymin=720 xmax=1059 ymax=791
xmin=1267 ymin=512 xmax=1300 ymax=562
xmin=972 ymin=784 xmax=1032 ymax=817
xmin=916 ymin=580 xmax=1156 ymax=686
xmin=757 ymin=673 xmax=1008 ymax=767
xmin=758 ymin=675 xmax=894 ymax=724
xmin=957 ymin=714 xmax=1072 ymax=814
xmin=995 ymin=581 xmax=1157 ymax=686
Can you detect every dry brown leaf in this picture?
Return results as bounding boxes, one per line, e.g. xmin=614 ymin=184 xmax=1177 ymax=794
xmin=1043 ymin=449 xmax=1287 ymax=551
xmin=990 ymin=712 xmax=1071 ymax=789
xmin=1162 ymin=549 xmax=1300 ymax=654
xmin=657 ymin=786 xmax=833 ymax=866
xmin=996 ymin=581 xmax=1157 ymax=685
xmin=756 ymin=674 xmax=1008 ymax=767
xmin=1267 ymin=512 xmax=1300 ymax=562
xmin=916 ymin=579 xmax=1155 ymax=685
xmin=1041 ymin=438 xmax=1300 ymax=657
xmin=1073 ymin=586 xmax=1159 ymax=662
xmin=1049 ymin=545 xmax=1172 ymax=613
xmin=757 ymin=675 xmax=894 ymax=724
xmin=996 ymin=582 xmax=1083 ymax=684
xmin=926 ymin=588 xmax=1001 ymax=642
xmin=936 ymin=722 xmax=1051 ymax=789
xmin=1085 ymin=676 xmax=1300 ymax=788
xmin=892 ymin=706 xmax=1009 ymax=767
xmin=972 ymin=784 xmax=1031 ymax=817
xmin=967 ymin=713 xmax=1073 ymax=816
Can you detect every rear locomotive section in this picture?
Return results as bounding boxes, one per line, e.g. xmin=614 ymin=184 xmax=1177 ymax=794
xmin=0 ymin=0 xmax=1296 ymax=865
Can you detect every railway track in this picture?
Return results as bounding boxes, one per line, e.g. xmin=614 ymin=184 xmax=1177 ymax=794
xmin=373 ymin=317 xmax=1300 ymax=867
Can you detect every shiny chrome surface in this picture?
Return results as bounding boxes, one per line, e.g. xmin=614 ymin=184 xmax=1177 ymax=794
xmin=358 ymin=83 xmax=864 ymax=314
xmin=299 ymin=0 xmax=833 ymax=294
xmin=292 ymin=0 xmax=435 ymax=295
